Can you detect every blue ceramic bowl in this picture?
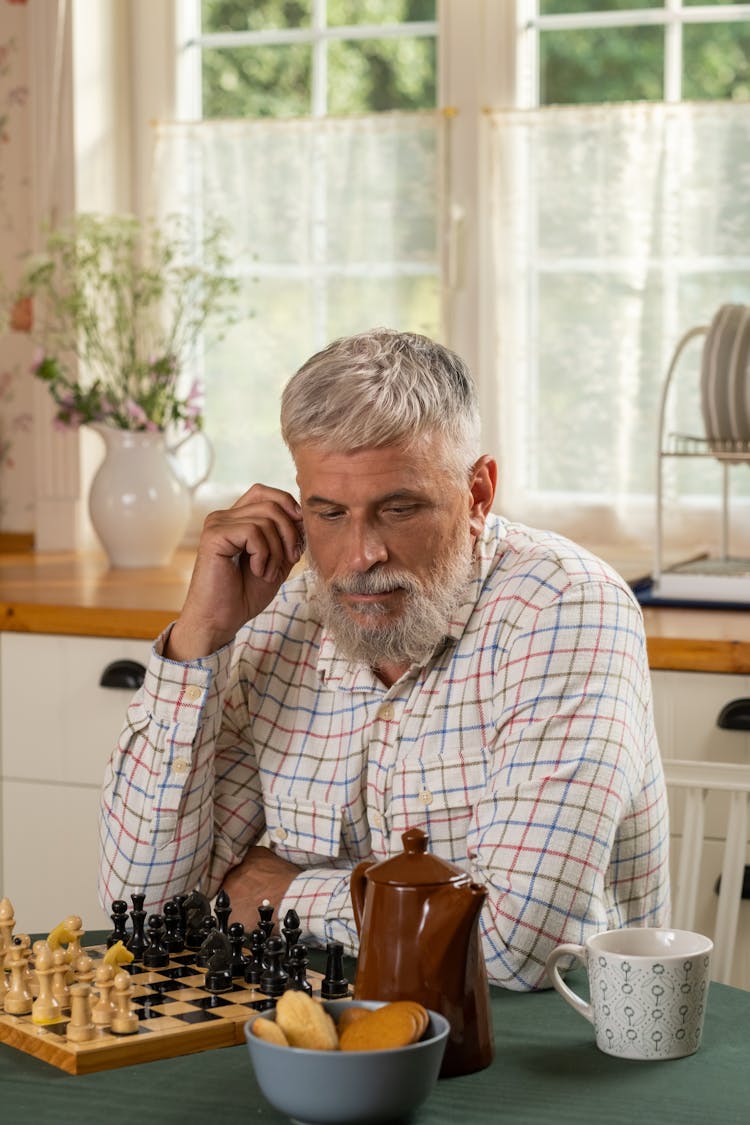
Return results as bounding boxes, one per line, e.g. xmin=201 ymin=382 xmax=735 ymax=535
xmin=244 ymin=998 xmax=450 ymax=1125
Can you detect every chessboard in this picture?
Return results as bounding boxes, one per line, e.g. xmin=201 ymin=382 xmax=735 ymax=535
xmin=0 ymin=944 xmax=329 ymax=1075
xmin=0 ymin=892 xmax=349 ymax=1075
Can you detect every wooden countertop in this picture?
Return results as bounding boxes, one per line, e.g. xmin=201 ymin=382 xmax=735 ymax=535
xmin=0 ymin=549 xmax=748 ymax=674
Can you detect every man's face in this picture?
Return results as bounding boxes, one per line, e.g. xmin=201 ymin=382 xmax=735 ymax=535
xmin=294 ymin=436 xmax=479 ymax=671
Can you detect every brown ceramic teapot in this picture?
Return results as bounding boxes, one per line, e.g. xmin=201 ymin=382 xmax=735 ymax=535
xmin=350 ymin=827 xmax=494 ymax=1077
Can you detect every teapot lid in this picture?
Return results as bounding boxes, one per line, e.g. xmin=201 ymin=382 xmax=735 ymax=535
xmin=365 ymin=827 xmax=471 ymax=886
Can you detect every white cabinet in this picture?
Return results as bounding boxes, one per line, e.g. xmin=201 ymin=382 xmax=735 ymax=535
xmin=0 ymin=633 xmax=151 ymax=934
xmin=651 ymin=669 xmax=750 ymax=989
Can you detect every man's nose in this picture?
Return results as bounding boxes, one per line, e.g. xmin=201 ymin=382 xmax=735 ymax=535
xmin=345 ymin=522 xmax=388 ymax=572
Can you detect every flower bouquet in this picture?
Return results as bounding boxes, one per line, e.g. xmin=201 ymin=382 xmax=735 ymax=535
xmin=10 ymin=211 xmax=240 ymax=433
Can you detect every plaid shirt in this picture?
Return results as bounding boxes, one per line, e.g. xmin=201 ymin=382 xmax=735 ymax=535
xmin=99 ymin=515 xmax=670 ymax=990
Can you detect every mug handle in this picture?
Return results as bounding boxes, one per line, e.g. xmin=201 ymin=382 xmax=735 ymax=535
xmin=546 ymin=942 xmax=593 ymax=1025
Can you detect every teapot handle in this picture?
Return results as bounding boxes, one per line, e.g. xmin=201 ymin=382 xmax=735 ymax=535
xmin=350 ymin=860 xmax=373 ymax=936
xmin=167 ymin=430 xmax=215 ymax=497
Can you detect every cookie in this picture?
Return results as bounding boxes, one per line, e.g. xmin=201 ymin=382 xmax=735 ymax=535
xmin=275 ymin=989 xmax=340 ymax=1050
xmin=251 ymin=1016 xmax=290 ymax=1046
xmin=336 ymin=1004 xmax=372 ymax=1034
xmin=339 ymin=1001 xmax=428 ymax=1052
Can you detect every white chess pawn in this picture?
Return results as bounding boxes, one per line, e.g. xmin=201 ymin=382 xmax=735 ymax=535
xmin=52 ymin=947 xmax=70 ymax=1009
xmin=0 ymin=897 xmax=14 ymax=966
xmin=110 ymin=970 xmax=138 ymax=1035
xmin=91 ymin=963 xmax=116 ymax=1028
xmin=31 ymin=943 xmax=60 ymax=1025
xmin=74 ymin=952 xmax=95 ymax=985
xmin=66 ymin=982 xmax=95 ymax=1042
xmin=4 ymin=941 xmax=33 ymax=1015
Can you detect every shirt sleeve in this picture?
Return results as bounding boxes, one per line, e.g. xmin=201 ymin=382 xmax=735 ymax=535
xmin=97 ymin=625 xmax=267 ymax=912
xmin=467 ymin=578 xmax=667 ymax=990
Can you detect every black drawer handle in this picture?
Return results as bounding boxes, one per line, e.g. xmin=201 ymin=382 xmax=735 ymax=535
xmin=716 ymin=698 xmax=750 ymax=731
xmin=99 ymin=659 xmax=146 ymax=691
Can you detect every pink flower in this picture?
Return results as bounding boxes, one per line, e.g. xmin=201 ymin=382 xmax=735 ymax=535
xmin=30 ymin=347 xmax=46 ymax=373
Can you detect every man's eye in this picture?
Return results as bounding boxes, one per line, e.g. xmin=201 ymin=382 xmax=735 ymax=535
xmin=384 ymin=506 xmax=417 ymax=518
xmin=318 ymin=509 xmax=345 ymax=521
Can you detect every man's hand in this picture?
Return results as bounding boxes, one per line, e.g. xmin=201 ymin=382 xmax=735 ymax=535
xmin=166 ymin=484 xmax=304 ymax=661
xmin=221 ymin=846 xmax=302 ymax=931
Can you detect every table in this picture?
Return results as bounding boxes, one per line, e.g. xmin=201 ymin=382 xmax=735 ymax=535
xmin=1 ymin=961 xmax=747 ymax=1125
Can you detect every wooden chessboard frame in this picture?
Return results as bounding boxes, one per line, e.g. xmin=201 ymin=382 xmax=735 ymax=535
xmin=0 ymin=944 xmax=328 ymax=1075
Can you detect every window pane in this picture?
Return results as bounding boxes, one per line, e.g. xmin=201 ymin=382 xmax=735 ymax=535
xmin=540 ymin=1 xmax=658 ymax=12
xmin=683 ymin=22 xmax=750 ymax=100
xmin=201 ymin=44 xmax=311 ymax=118
xmin=540 ymin=27 xmax=663 ymax=103
xmin=328 ymin=36 xmax=436 ymax=113
xmin=201 ymin=0 xmax=311 ymax=33
xmin=328 ymin=0 xmax=435 ymax=24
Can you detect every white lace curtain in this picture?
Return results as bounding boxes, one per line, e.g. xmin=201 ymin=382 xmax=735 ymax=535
xmin=154 ymin=102 xmax=750 ymax=561
xmin=486 ymin=101 xmax=750 ymax=560
xmin=152 ymin=112 xmax=441 ymax=503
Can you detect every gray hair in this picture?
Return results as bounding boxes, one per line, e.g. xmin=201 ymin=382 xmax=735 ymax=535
xmin=280 ymin=328 xmax=481 ymax=479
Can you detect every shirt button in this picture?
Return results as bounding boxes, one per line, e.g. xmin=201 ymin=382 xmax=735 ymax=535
xmin=173 ymin=758 xmax=189 ymax=774
xmin=418 ymin=789 xmax=433 ymax=805
xmin=370 ymin=811 xmax=383 ymax=830
xmin=377 ymin=703 xmax=394 ymax=721
xmin=184 ymin=685 xmax=202 ymax=701
xmin=274 ymin=827 xmax=288 ymax=842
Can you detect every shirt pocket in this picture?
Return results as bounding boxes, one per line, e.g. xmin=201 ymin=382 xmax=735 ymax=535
xmin=264 ymin=794 xmax=343 ymax=865
xmin=386 ymin=749 xmax=488 ymax=860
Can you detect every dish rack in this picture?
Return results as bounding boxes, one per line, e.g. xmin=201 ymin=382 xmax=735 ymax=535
xmin=654 ymin=321 xmax=750 ymax=602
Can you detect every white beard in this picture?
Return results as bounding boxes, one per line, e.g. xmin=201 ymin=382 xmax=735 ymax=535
xmin=308 ymin=530 xmax=475 ymax=669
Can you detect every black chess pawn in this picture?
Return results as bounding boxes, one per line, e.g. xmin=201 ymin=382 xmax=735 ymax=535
xmin=257 ymin=900 xmax=274 ymax=945
xmin=281 ymin=908 xmax=301 ymax=969
xmin=228 ymin=922 xmax=249 ymax=978
xmin=287 ymin=942 xmax=312 ymax=996
xmin=259 ymin=936 xmax=288 ymax=998
xmin=129 ymin=893 xmax=147 ymax=961
xmin=107 ymin=900 xmax=131 ymax=949
xmin=321 ymin=940 xmax=349 ymax=999
xmin=214 ymin=889 xmax=231 ymax=936
xmin=163 ymin=900 xmax=185 ymax=954
xmin=143 ymin=913 xmax=170 ymax=969
xmin=244 ymin=928 xmax=265 ymax=987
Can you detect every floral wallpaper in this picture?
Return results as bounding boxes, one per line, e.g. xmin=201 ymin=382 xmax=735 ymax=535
xmin=0 ymin=0 xmax=33 ymax=532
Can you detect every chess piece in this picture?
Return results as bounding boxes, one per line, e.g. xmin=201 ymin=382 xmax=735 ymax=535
xmin=287 ymin=943 xmax=312 ymax=996
xmin=129 ymin=893 xmax=147 ymax=961
xmin=321 ymin=941 xmax=349 ymax=999
xmin=5 ymin=939 xmax=33 ymax=1015
xmin=31 ymin=943 xmax=60 ymax=1025
xmin=74 ymin=952 xmax=95 ymax=984
xmin=228 ymin=922 xmax=248 ymax=978
xmin=244 ymin=928 xmax=265 ymax=987
xmin=103 ymin=940 xmax=135 ymax=969
xmin=107 ymin=900 xmax=131 ymax=949
xmin=282 ymin=909 xmax=301 ymax=969
xmin=214 ymin=888 xmax=231 ymax=935
xmin=197 ymin=928 xmax=230 ymax=970
xmin=110 ymin=970 xmax=138 ymax=1035
xmin=143 ymin=914 xmax=170 ymax=969
xmin=184 ymin=890 xmax=212 ymax=951
xmin=163 ymin=900 xmax=185 ymax=954
xmin=257 ymin=900 xmax=274 ymax=944
xmin=204 ymin=948 xmax=233 ymax=994
xmin=52 ymin=947 xmax=71 ymax=1008
xmin=259 ymin=936 xmax=288 ymax=998
xmin=91 ymin=963 xmax=116 ymax=1028
xmin=0 ymin=897 xmax=15 ymax=966
xmin=67 ymin=982 xmax=95 ymax=1042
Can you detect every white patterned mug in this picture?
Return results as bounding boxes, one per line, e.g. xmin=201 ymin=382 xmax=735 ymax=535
xmin=546 ymin=928 xmax=713 ymax=1060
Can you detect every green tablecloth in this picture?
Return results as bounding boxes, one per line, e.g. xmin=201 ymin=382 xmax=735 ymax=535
xmin=2 ymin=955 xmax=748 ymax=1124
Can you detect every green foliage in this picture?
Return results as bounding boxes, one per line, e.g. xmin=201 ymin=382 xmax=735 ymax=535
xmin=11 ymin=213 xmax=240 ymax=433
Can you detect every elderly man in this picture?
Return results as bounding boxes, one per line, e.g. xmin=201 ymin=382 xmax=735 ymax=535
xmin=98 ymin=328 xmax=669 ymax=990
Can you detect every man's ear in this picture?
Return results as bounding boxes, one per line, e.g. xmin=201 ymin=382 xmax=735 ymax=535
xmin=468 ymin=455 xmax=497 ymax=538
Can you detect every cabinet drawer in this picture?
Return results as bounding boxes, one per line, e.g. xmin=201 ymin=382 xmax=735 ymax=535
xmin=0 ymin=632 xmax=151 ymax=786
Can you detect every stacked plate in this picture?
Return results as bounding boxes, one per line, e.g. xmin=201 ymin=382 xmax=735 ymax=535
xmin=700 ymin=303 xmax=750 ymax=457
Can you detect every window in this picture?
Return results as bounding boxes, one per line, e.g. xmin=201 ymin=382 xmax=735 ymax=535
xmin=155 ymin=1 xmax=750 ymax=560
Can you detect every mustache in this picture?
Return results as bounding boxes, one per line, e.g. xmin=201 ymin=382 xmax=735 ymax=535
xmin=329 ymin=568 xmax=421 ymax=597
